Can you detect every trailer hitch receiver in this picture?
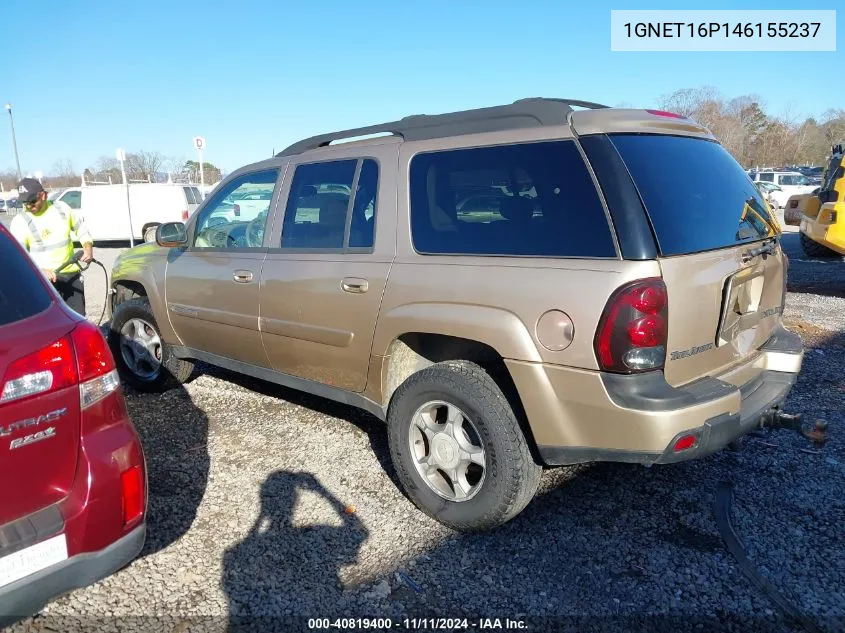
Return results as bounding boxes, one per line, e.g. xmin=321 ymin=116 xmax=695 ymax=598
xmin=761 ymin=410 xmax=829 ymax=449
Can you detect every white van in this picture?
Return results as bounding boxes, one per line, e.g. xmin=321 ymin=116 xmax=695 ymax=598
xmin=54 ymin=183 xmax=203 ymax=243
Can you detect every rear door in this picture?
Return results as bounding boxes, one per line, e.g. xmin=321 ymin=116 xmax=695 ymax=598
xmin=605 ymin=133 xmax=784 ymax=387
xmin=0 ymin=229 xmax=80 ymax=525
xmin=260 ymin=150 xmax=395 ymax=393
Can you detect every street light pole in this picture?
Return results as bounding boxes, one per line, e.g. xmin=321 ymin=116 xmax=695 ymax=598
xmin=5 ymin=104 xmax=22 ymax=181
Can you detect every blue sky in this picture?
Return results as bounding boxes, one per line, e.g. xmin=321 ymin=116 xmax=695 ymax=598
xmin=0 ymin=0 xmax=841 ymax=177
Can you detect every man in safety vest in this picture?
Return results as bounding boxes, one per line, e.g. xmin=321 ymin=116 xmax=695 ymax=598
xmin=10 ymin=178 xmax=94 ymax=316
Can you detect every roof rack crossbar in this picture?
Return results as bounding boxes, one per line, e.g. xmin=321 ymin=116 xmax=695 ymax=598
xmin=276 ymin=97 xmax=612 ymax=157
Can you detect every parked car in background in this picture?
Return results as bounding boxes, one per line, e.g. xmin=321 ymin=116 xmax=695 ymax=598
xmin=105 ymin=99 xmax=801 ymax=532
xmin=749 ymin=170 xmax=817 ymax=209
xmin=53 ymin=183 xmax=201 ymax=243
xmin=754 ymin=181 xmax=784 ymax=208
xmin=0 ymin=223 xmax=146 ymax=626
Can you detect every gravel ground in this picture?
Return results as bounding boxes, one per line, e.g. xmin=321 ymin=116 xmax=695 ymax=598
xmin=5 ymin=231 xmax=845 ymax=633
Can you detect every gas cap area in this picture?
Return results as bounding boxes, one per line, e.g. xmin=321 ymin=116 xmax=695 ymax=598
xmin=535 ymin=310 xmax=575 ymax=351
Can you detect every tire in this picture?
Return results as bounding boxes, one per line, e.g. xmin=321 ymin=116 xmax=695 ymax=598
xmin=800 ymin=231 xmax=843 ymax=258
xmin=108 ymin=297 xmax=194 ymax=392
xmin=387 ymin=360 xmax=542 ymax=532
xmin=143 ymin=224 xmax=159 ymax=243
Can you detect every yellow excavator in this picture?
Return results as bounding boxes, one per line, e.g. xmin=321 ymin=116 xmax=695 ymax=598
xmin=783 ymin=143 xmax=845 ymax=257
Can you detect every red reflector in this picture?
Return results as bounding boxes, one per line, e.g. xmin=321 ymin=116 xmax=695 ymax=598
xmin=646 ymin=109 xmax=686 ymax=119
xmin=71 ymin=320 xmax=116 ymax=382
xmin=121 ymin=465 xmax=144 ymax=526
xmin=673 ymin=435 xmax=697 ymax=452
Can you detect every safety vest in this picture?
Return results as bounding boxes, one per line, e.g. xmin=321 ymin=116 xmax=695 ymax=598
xmin=9 ymin=201 xmax=93 ymax=275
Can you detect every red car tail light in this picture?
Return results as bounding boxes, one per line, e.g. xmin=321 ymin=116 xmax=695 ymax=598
xmin=595 ymin=278 xmax=668 ymax=373
xmin=120 ymin=464 xmax=145 ymax=526
xmin=1 ymin=320 xmax=121 ymax=408
xmin=181 ymin=210 xmax=189 ymax=221
xmin=71 ymin=320 xmax=120 ymax=410
xmin=1 ymin=336 xmax=77 ymax=404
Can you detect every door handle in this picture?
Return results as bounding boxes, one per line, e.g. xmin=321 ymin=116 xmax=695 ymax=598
xmin=233 ymin=270 xmax=254 ymax=283
xmin=341 ymin=278 xmax=369 ymax=294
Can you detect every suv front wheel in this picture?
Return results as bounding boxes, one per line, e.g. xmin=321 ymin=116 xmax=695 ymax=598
xmin=387 ymin=361 xmax=542 ymax=531
xmin=108 ymin=297 xmax=194 ymax=392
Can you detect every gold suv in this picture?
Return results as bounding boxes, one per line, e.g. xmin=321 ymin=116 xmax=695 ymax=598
xmin=107 ymin=98 xmax=803 ymax=531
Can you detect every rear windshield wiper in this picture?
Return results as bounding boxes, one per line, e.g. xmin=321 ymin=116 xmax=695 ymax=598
xmin=741 ymin=237 xmax=778 ymax=263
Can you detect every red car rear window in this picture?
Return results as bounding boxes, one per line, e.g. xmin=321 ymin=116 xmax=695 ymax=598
xmin=0 ymin=227 xmax=52 ymax=326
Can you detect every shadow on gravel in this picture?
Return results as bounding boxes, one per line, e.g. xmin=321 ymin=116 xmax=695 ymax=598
xmin=200 ymin=363 xmax=400 ymax=487
xmin=222 ymin=470 xmax=369 ymax=632
xmin=123 ymin=381 xmax=210 ymax=558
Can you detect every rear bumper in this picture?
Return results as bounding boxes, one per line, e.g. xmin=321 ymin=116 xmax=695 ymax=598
xmin=0 ymin=523 xmax=145 ymax=626
xmin=507 ymin=325 xmax=804 ymax=466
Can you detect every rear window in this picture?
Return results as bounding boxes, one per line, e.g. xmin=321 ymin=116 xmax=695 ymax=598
xmin=183 ymin=186 xmax=197 ymax=204
xmin=608 ymin=134 xmax=777 ymax=256
xmin=409 ymin=140 xmax=617 ymax=258
xmin=0 ymin=230 xmax=52 ymax=326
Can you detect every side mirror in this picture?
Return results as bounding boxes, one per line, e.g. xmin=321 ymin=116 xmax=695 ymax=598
xmin=156 ymin=222 xmax=188 ymax=247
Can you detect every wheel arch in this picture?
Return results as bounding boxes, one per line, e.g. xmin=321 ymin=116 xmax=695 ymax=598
xmin=110 ymin=258 xmax=178 ymax=343
xmin=377 ymin=331 xmax=542 ymax=462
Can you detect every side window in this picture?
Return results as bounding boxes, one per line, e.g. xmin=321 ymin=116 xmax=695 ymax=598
xmin=759 ymin=172 xmax=774 ymax=182
xmin=409 ymin=141 xmax=616 ymax=258
xmin=192 ymin=187 xmax=203 ymax=202
xmin=193 ymin=169 xmax=279 ymax=249
xmin=183 ymin=186 xmax=196 ymax=204
xmin=281 ymin=158 xmax=379 ymax=250
xmin=350 ymin=159 xmax=378 ymax=248
xmin=60 ymin=190 xmax=82 ymax=209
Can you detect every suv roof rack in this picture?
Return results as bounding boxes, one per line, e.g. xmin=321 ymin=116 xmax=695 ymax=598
xmin=276 ymin=97 xmax=610 ymax=157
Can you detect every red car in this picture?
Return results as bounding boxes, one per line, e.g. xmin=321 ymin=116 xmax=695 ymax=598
xmin=0 ymin=223 xmax=146 ymax=625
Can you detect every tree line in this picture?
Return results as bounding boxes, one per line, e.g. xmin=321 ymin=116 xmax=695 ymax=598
xmin=659 ymin=86 xmax=845 ymax=168
xmin=0 ymin=150 xmax=222 ymax=192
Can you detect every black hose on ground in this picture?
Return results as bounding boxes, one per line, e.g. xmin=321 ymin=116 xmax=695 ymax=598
xmin=53 ymin=251 xmax=111 ymax=327
xmin=713 ymin=481 xmax=828 ymax=633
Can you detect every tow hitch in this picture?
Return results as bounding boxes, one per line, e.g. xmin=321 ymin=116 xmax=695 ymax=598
xmin=761 ymin=410 xmax=830 ymax=448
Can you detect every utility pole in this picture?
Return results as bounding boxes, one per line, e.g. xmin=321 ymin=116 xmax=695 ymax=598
xmin=5 ymin=103 xmax=22 ymax=181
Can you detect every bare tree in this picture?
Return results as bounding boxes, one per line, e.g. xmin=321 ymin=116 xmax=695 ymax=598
xmin=126 ymin=150 xmax=165 ymax=182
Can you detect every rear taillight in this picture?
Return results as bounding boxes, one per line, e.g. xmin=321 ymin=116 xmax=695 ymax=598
xmin=120 ymin=464 xmax=145 ymax=527
xmin=181 ymin=210 xmax=189 ymax=221
xmin=595 ymin=278 xmax=668 ymax=373
xmin=71 ymin=320 xmax=120 ymax=410
xmin=0 ymin=320 xmax=120 ymax=408
xmin=1 ymin=337 xmax=77 ymax=403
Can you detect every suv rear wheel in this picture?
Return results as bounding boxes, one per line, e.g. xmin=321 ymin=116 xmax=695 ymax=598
xmin=108 ymin=297 xmax=194 ymax=392
xmin=387 ymin=361 xmax=541 ymax=531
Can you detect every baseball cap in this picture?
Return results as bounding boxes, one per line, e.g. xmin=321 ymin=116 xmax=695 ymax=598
xmin=17 ymin=178 xmax=44 ymax=203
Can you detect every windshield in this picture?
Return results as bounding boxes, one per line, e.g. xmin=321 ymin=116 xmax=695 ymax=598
xmin=608 ymin=134 xmax=777 ymax=256
xmin=779 ymin=174 xmax=810 ymax=186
